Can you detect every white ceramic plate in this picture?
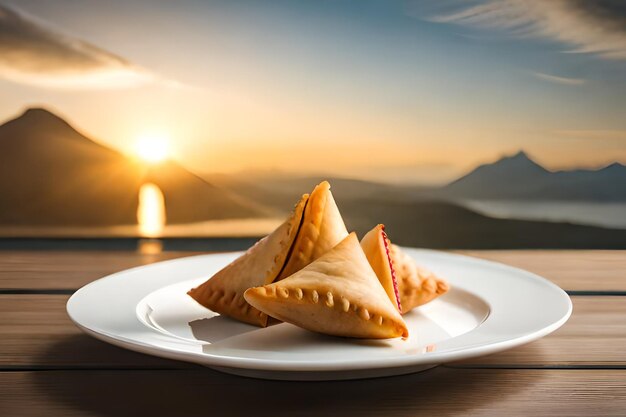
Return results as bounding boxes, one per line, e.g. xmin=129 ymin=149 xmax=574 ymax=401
xmin=67 ymin=249 xmax=572 ymax=380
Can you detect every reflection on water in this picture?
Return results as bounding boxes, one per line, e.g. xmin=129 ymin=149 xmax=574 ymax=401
xmin=0 ymin=218 xmax=281 ymax=239
xmin=137 ymin=183 xmax=166 ymax=237
xmin=138 ymin=238 xmax=163 ymax=254
xmin=460 ymin=199 xmax=626 ymax=229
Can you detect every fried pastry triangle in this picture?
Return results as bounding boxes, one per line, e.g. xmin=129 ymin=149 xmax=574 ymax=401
xmin=187 ymin=194 xmax=308 ymax=327
xmin=244 ymin=233 xmax=409 ymax=339
xmin=389 ymin=243 xmax=449 ymax=312
xmin=360 ymin=224 xmax=402 ymax=313
xmin=278 ymin=180 xmax=349 ymax=279
xmin=361 ymin=225 xmax=450 ymax=314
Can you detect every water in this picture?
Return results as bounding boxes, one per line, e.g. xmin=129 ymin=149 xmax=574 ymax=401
xmin=461 ymin=200 xmax=626 ymax=230
xmin=0 ymin=218 xmax=282 ymax=238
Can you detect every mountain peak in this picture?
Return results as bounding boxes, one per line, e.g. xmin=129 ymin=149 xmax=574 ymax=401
xmin=503 ymin=150 xmax=532 ymax=163
xmin=511 ymin=150 xmax=529 ymax=159
xmin=493 ymin=150 xmax=546 ymax=171
xmin=443 ymin=149 xmax=548 ymax=192
xmin=600 ymin=162 xmax=626 ymax=172
xmin=0 ymin=106 xmax=81 ymax=141
xmin=22 ymin=107 xmax=56 ymax=116
xmin=19 ymin=107 xmax=69 ymax=125
xmin=0 ymin=106 xmax=110 ymax=154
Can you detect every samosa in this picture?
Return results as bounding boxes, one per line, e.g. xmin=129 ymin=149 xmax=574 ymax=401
xmin=361 ymin=224 xmax=449 ymax=314
xmin=187 ymin=181 xmax=348 ymax=326
xmin=245 ymin=233 xmax=408 ymax=339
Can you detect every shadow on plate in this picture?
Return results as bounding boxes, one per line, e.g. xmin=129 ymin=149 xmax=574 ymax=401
xmin=188 ymin=316 xmax=258 ymax=343
xmin=189 ymin=315 xmax=394 ymax=351
xmin=200 ymin=320 xmax=394 ymax=354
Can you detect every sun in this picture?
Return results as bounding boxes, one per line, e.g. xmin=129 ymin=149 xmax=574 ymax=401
xmin=135 ymin=132 xmax=170 ymax=163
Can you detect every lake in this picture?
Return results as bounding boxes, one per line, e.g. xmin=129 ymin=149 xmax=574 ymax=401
xmin=0 ymin=218 xmax=282 ymax=238
xmin=2 ymin=201 xmax=625 ymax=243
xmin=460 ymin=200 xmax=626 ymax=230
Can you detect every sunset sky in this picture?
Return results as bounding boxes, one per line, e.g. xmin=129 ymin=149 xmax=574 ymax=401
xmin=1 ymin=0 xmax=625 ymax=184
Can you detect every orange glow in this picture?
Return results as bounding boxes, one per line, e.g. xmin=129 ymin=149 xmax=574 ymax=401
xmin=138 ymin=239 xmax=164 ymax=255
xmin=137 ymin=183 xmax=166 ymax=237
xmin=135 ymin=132 xmax=169 ymax=163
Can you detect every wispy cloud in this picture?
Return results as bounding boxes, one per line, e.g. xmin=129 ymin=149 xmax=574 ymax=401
xmin=426 ymin=0 xmax=626 ymax=60
xmin=531 ymin=71 xmax=585 ymax=86
xmin=0 ymin=4 xmax=155 ymax=89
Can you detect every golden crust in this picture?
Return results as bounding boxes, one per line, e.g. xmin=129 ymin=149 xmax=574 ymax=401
xmin=360 ymin=224 xmax=401 ymax=313
xmin=278 ymin=181 xmax=349 ymax=279
xmin=245 ymin=233 xmax=408 ymax=339
xmin=389 ymin=243 xmax=450 ymax=312
xmin=187 ymin=194 xmax=308 ymax=326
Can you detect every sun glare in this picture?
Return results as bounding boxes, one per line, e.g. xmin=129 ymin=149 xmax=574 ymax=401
xmin=137 ymin=183 xmax=166 ymax=238
xmin=135 ymin=132 xmax=170 ymax=163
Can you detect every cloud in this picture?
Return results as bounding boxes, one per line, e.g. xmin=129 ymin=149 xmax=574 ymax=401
xmin=426 ymin=0 xmax=626 ymax=60
xmin=531 ymin=71 xmax=585 ymax=86
xmin=0 ymin=4 xmax=155 ymax=88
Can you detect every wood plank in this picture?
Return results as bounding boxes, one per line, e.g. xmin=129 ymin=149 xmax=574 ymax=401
xmin=458 ymin=250 xmax=626 ymax=292
xmin=1 ymin=368 xmax=625 ymax=417
xmin=0 ymin=295 xmax=194 ymax=369
xmin=0 ymin=251 xmax=198 ymax=290
xmin=450 ymin=296 xmax=626 ymax=367
xmin=2 ymin=295 xmax=625 ymax=369
xmin=1 ymin=250 xmax=624 ymax=291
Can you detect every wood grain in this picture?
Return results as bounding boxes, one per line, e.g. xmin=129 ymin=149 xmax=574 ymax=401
xmin=458 ymin=250 xmax=626 ymax=292
xmin=0 ymin=294 xmax=194 ymax=369
xmin=451 ymin=296 xmax=626 ymax=367
xmin=1 ymin=250 xmax=624 ymax=291
xmin=1 ymin=368 xmax=625 ymax=417
xmin=1 ymin=294 xmax=624 ymax=369
xmin=1 ymin=251 xmax=625 ymax=417
xmin=0 ymin=251 xmax=197 ymax=290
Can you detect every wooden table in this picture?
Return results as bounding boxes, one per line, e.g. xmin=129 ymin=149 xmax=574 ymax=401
xmin=1 ymin=250 xmax=625 ymax=416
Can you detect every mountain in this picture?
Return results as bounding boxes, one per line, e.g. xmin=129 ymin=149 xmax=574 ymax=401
xmin=0 ymin=107 xmax=264 ymax=226
xmin=208 ymin=173 xmax=422 ymax=210
xmin=211 ymin=174 xmax=626 ymax=249
xmin=2 ymin=108 xmax=625 ymax=248
xmin=207 ymin=173 xmax=626 ymax=249
xmin=436 ymin=151 xmax=626 ymax=201
xmin=339 ymin=197 xmax=626 ymax=249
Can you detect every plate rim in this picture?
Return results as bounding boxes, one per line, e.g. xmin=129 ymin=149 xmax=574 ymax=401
xmin=67 ymin=249 xmax=573 ymax=372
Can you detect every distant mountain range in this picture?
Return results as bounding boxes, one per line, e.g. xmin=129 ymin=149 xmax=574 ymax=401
xmin=206 ymin=151 xmax=626 ymax=248
xmin=211 ymin=151 xmax=626 ymax=202
xmin=209 ymin=175 xmax=626 ymax=249
xmin=0 ymin=108 xmax=264 ymax=226
xmin=1 ymin=107 xmax=625 ymax=248
xmin=433 ymin=151 xmax=626 ymax=201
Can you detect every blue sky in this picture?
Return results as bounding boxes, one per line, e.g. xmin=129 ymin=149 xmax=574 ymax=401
xmin=1 ymin=0 xmax=625 ymax=183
